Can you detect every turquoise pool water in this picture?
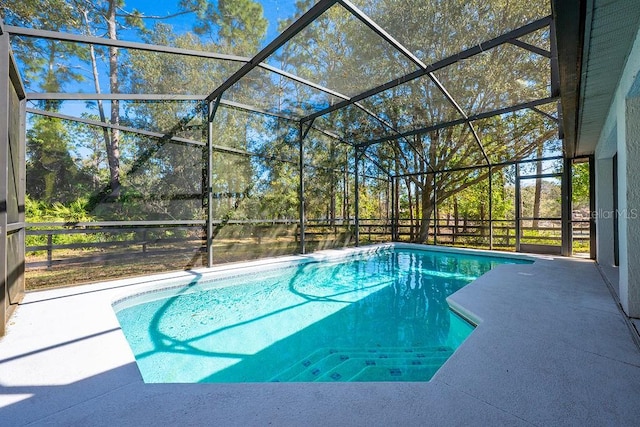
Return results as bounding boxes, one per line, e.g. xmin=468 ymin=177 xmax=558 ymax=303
xmin=113 ymin=248 xmax=530 ymax=383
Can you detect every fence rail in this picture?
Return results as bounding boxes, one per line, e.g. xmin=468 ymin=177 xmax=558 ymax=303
xmin=25 ymin=219 xmax=352 ymax=268
xmin=25 ymin=218 xmax=591 ymax=269
xmin=26 ymin=222 xmax=206 ymax=268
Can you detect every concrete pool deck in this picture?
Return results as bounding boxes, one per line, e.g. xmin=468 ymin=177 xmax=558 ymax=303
xmin=1 ymin=245 xmax=640 ymax=426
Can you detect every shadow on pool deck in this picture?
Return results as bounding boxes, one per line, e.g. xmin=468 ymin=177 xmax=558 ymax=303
xmin=1 ymin=248 xmax=640 ymax=426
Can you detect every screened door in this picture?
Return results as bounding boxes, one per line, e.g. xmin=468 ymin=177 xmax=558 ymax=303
xmin=515 ymin=162 xmax=563 ymax=255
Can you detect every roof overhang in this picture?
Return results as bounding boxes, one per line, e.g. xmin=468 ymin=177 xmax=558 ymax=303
xmin=552 ymin=0 xmax=584 ymax=158
xmin=554 ymin=0 xmax=640 ymax=158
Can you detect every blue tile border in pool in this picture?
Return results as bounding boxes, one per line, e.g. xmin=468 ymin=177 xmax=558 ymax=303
xmin=110 ymin=242 xmax=534 ymax=331
xmin=111 ymin=244 xmax=398 ymax=311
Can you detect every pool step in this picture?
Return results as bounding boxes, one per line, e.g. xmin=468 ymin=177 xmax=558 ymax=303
xmin=347 ymin=365 xmax=442 ymax=382
xmin=313 ymin=357 xmax=449 ymax=382
xmin=271 ymin=346 xmax=454 ymax=382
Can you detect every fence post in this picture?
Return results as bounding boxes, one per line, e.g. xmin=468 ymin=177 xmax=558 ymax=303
xmin=142 ymin=229 xmax=147 ymax=256
xmin=47 ymin=233 xmax=52 ymax=269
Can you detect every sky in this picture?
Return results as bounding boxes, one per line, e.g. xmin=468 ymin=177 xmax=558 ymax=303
xmin=121 ymin=0 xmax=300 ymax=47
xmin=17 ymin=0 xmax=304 ymax=107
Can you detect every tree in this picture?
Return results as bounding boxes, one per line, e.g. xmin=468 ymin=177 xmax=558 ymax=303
xmin=572 ymin=161 xmax=590 ymax=212
xmin=0 ymin=0 xmax=86 ymax=89
xmin=1 ymin=1 xmax=95 ymax=203
xmin=3 ymin=0 xmax=267 ymax=218
xmin=277 ymin=0 xmax=556 ymax=242
xmin=4 ymin=0 xmax=560 ymax=238
xmin=26 ymin=116 xmax=94 ymax=203
xmin=121 ymin=1 xmax=268 ymax=221
xmin=192 ymin=0 xmax=267 ymax=55
xmin=77 ymin=0 xmax=195 ymax=201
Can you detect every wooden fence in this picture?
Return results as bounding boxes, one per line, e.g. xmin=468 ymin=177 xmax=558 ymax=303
xmin=25 ymin=218 xmax=591 ymax=269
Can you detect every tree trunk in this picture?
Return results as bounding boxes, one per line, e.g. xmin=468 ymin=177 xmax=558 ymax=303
xmin=532 ymin=146 xmax=544 ymax=228
xmin=405 ymin=179 xmax=414 ymax=241
xmin=106 ymin=1 xmax=121 ymax=199
xmin=385 ymin=180 xmax=390 ymax=222
xmin=418 ymin=198 xmax=433 ymax=243
xmin=453 ymin=198 xmax=459 ymax=243
xmin=83 ymin=11 xmax=111 ymax=194
xmin=417 ymin=183 xmax=433 ymax=243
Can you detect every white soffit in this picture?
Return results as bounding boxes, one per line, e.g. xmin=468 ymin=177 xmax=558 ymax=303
xmin=577 ymin=0 xmax=640 ymax=155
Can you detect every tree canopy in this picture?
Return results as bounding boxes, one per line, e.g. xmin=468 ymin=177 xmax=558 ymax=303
xmin=1 ymin=0 xmax=563 ymax=244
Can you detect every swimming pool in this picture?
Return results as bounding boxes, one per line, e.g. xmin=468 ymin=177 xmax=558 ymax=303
xmin=113 ymin=246 xmax=531 ymax=383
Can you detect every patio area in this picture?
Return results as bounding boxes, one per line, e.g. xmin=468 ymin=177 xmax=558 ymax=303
xmin=1 ymin=246 xmax=639 ymax=426
xmin=2 ymin=0 xmax=640 ymax=424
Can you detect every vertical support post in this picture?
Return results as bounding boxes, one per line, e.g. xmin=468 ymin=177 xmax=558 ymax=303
xmin=433 ymin=173 xmax=438 ymax=245
xmin=16 ymin=65 xmax=27 ymax=302
xmin=16 ymin=61 xmax=26 ymax=306
xmin=354 ymin=146 xmax=360 ymax=247
xmin=550 ymin=19 xmax=564 ymax=141
xmin=550 ymin=20 xmax=560 ymax=98
xmin=589 ymin=155 xmax=596 ymax=260
xmin=206 ymin=101 xmax=214 ymax=267
xmin=206 ymin=99 xmax=220 ymax=268
xmin=396 ymin=176 xmax=401 ymax=241
xmin=344 ymin=150 xmax=350 ymax=223
xmin=298 ymin=122 xmax=306 ymax=254
xmin=1 ymin=22 xmax=26 ymax=336
xmin=385 ymin=176 xmax=390 ymax=227
xmin=489 ymin=165 xmax=493 ymax=250
xmin=515 ymin=163 xmax=521 ymax=252
xmin=562 ymin=157 xmax=573 ymax=256
xmin=343 ymin=167 xmax=348 ymax=223
xmin=0 ymin=27 xmax=9 ymax=336
xmin=390 ymin=177 xmax=395 ymax=241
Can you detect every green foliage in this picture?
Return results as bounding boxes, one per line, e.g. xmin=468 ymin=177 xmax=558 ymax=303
xmin=123 ymin=9 xmax=146 ymax=30
xmin=0 ymin=0 xmax=89 ymax=90
xmin=572 ymin=162 xmax=590 ymax=210
xmin=26 ymin=116 xmax=94 ymax=203
xmin=188 ymin=0 xmax=268 ymax=54
xmin=25 ymin=195 xmax=98 ymax=251
xmin=519 ymin=179 xmax=562 ymax=218
xmin=9 ymin=0 xmax=563 ymax=249
xmin=26 ymin=195 xmax=93 ymax=222
xmin=275 ymin=0 xmax=556 ymax=242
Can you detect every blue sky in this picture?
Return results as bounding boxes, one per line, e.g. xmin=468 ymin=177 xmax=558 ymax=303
xmin=19 ymin=0 xmax=303 ymax=102
xmin=121 ymin=0 xmax=299 ymax=46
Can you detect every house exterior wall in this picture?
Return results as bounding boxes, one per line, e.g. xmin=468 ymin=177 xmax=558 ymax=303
xmin=595 ymin=155 xmax=614 ymax=267
xmin=595 ymin=24 xmax=640 ymax=317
